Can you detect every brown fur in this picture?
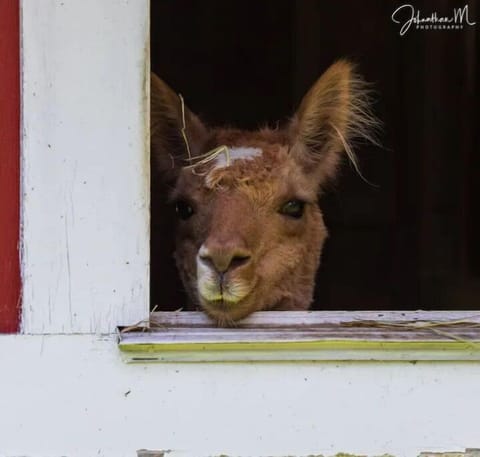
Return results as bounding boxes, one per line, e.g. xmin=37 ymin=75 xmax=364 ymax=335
xmin=151 ymin=60 xmax=375 ymax=326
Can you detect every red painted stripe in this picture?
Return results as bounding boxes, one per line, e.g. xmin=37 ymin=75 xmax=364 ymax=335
xmin=0 ymin=0 xmax=21 ymax=333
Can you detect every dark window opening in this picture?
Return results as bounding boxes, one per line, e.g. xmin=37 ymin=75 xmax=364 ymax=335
xmin=150 ymin=0 xmax=480 ymax=312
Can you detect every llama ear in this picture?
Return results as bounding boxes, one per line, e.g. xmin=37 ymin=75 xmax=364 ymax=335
xmin=290 ymin=60 xmax=376 ymax=184
xmin=151 ymin=73 xmax=208 ymax=174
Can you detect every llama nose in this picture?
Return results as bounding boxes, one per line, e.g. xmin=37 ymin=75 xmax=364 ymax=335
xmin=199 ymin=243 xmax=252 ymax=274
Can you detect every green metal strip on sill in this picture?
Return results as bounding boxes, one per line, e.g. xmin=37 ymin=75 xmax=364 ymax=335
xmin=119 ymin=339 xmax=480 ymax=353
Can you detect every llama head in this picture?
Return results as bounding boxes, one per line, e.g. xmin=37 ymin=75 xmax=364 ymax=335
xmin=151 ymin=60 xmax=376 ymax=326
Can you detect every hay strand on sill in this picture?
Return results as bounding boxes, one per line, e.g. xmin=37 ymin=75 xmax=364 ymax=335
xmin=428 ymin=328 xmax=480 ymax=349
xmin=342 ymin=319 xmax=480 ymax=329
xmin=342 ymin=318 xmax=480 ymax=348
xmin=120 ymin=305 xmax=160 ymax=333
xmin=120 ymin=319 xmax=150 ymax=333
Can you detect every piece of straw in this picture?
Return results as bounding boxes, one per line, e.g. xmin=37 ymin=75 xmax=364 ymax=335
xmin=178 ymin=93 xmax=230 ymax=173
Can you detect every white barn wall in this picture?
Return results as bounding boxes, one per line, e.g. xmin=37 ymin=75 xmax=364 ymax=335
xmin=20 ymin=0 xmax=150 ymax=334
xmin=0 ymin=334 xmax=479 ymax=457
xmin=10 ymin=2 xmax=480 ymax=457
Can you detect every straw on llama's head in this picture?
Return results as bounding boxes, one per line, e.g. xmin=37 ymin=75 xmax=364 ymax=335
xmin=151 ymin=60 xmax=376 ymax=326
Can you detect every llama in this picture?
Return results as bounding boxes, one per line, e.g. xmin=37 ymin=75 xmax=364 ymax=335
xmin=151 ymin=60 xmax=376 ymax=326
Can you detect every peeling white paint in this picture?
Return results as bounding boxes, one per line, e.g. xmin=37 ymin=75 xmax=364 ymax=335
xmin=20 ymin=0 xmax=150 ymax=334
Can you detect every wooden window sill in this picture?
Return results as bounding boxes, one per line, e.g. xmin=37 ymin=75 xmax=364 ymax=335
xmin=118 ymin=310 xmax=480 ymax=362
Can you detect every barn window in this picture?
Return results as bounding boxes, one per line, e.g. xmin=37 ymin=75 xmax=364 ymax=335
xmin=10 ymin=0 xmax=478 ymax=360
xmin=119 ymin=1 xmax=480 ymax=362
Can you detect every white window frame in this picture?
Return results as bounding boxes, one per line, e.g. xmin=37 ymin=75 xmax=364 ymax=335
xmin=21 ymin=0 xmax=150 ymax=335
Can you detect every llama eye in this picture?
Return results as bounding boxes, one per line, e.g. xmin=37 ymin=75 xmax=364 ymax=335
xmin=175 ymin=201 xmax=194 ymax=220
xmin=279 ymin=200 xmax=305 ymax=219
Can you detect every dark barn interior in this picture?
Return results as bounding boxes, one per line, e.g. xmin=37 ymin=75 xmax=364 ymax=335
xmin=150 ymin=0 xmax=479 ymax=311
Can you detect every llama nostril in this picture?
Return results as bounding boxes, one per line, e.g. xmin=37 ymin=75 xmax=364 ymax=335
xmin=229 ymin=255 xmax=251 ymax=270
xmin=199 ymin=248 xmax=251 ymax=274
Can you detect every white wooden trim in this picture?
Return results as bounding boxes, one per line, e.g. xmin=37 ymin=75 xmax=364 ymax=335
xmin=1 ymin=334 xmax=480 ymax=457
xmin=118 ymin=311 xmax=480 ymax=362
xmin=20 ymin=0 xmax=150 ymax=334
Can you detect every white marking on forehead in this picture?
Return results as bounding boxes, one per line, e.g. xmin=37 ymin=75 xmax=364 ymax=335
xmin=213 ymin=146 xmax=263 ymax=170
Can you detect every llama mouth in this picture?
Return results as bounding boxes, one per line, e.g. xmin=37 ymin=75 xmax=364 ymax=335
xmin=201 ymin=296 xmax=243 ymax=310
xmin=197 ymin=277 xmax=254 ymax=307
xmin=196 ymin=268 xmax=257 ymax=322
xmin=199 ymin=291 xmax=257 ymax=325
